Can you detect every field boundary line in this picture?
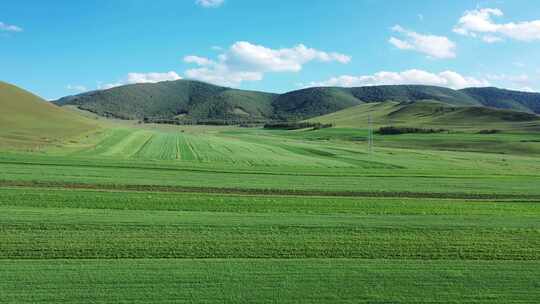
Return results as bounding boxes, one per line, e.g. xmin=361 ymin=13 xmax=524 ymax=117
xmin=3 ymin=159 xmax=537 ymax=179
xmin=2 ymin=180 xmax=539 ymax=200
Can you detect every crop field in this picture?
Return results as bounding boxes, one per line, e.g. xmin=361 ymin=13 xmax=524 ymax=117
xmin=1 ymin=125 xmax=540 ymax=303
xmin=1 ymin=187 xmax=539 ymax=303
xmin=5 ymin=1 xmax=540 ymax=302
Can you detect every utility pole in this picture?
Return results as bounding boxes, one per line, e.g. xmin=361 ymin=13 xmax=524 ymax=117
xmin=368 ymin=114 xmax=373 ymax=155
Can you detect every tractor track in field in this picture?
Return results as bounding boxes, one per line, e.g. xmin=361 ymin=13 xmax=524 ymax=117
xmin=2 ymin=180 xmax=540 ymax=200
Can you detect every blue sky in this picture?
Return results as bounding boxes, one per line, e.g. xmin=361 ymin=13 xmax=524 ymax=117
xmin=1 ymin=0 xmax=540 ymax=99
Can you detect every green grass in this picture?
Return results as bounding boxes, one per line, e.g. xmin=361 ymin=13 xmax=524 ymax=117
xmin=1 ymin=187 xmax=538 ymax=260
xmin=309 ymin=100 xmax=540 ymax=131
xmin=0 ymin=81 xmax=98 ymax=150
xmin=0 ymin=187 xmax=539 ymax=302
xmin=1 ymin=125 xmax=540 ymax=199
xmin=1 ymin=115 xmax=540 ymax=302
xmin=2 ymin=259 xmax=539 ymax=303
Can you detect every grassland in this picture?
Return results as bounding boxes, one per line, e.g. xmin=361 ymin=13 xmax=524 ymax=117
xmin=3 ymin=259 xmax=538 ymax=303
xmin=0 ymin=82 xmax=98 ymax=150
xmin=1 ymin=110 xmax=540 ymax=302
xmin=1 ymin=186 xmax=539 ymax=302
xmin=309 ymin=101 xmax=540 ymax=132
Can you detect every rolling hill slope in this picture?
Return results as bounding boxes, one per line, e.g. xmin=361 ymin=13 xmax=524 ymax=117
xmin=54 ymin=80 xmax=540 ymax=122
xmin=55 ymin=80 xmax=277 ymax=122
xmin=349 ymin=85 xmax=480 ymax=106
xmin=309 ymin=101 xmax=540 ymax=131
xmin=461 ymin=87 xmax=540 ymax=114
xmin=0 ymin=81 xmax=98 ymax=148
xmin=271 ymin=87 xmax=363 ymax=120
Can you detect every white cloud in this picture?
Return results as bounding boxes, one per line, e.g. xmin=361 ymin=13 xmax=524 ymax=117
xmin=482 ymin=35 xmax=503 ymax=43
xmin=196 ymin=0 xmax=224 ymax=8
xmin=306 ymin=69 xmax=489 ymax=90
xmin=186 ymin=68 xmax=262 ymax=87
xmin=184 ymin=41 xmax=351 ymax=86
xmin=126 ymin=71 xmax=182 ymax=84
xmin=66 ymin=85 xmax=88 ymax=92
xmin=454 ymin=8 xmax=540 ymax=42
xmin=389 ymin=25 xmax=456 ymax=59
xmin=99 ymin=71 xmax=182 ymax=90
xmin=388 ymin=37 xmax=413 ymax=50
xmin=0 ymin=21 xmax=23 ymax=32
xmin=184 ymin=55 xmax=215 ymax=66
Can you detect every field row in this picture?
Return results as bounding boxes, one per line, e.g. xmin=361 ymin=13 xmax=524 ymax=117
xmin=1 ymin=187 xmax=538 ymax=260
xmin=2 ymin=259 xmax=539 ymax=303
xmin=1 ymin=159 xmax=539 ymax=196
xmin=58 ymin=127 xmax=540 ymax=171
xmin=67 ymin=128 xmax=373 ymax=167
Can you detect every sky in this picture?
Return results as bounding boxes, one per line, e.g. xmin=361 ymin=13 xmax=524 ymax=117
xmin=1 ymin=0 xmax=540 ymax=100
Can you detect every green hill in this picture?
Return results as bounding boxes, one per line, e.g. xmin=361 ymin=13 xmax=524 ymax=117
xmin=460 ymin=87 xmax=540 ymax=114
xmin=271 ymin=87 xmax=363 ymax=120
xmin=271 ymin=85 xmax=484 ymax=120
xmin=310 ymin=100 xmax=540 ymax=131
xmin=55 ymin=80 xmax=277 ymax=122
xmin=0 ymin=81 xmax=98 ymax=149
xmin=54 ymin=80 xmax=540 ymax=123
xmin=350 ymin=85 xmax=480 ymax=106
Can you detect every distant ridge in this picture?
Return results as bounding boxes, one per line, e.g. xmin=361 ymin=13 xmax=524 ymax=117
xmin=309 ymin=100 xmax=540 ymax=131
xmin=460 ymin=87 xmax=540 ymax=114
xmin=53 ymin=79 xmax=540 ymax=122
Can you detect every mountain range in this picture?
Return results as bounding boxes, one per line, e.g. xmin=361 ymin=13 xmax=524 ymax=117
xmin=54 ymin=80 xmax=540 ymax=122
xmin=1 ymin=80 xmax=539 ymax=149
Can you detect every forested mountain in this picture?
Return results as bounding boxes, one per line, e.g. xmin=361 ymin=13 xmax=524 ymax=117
xmin=460 ymin=87 xmax=540 ymax=114
xmin=53 ymin=80 xmax=540 ymax=122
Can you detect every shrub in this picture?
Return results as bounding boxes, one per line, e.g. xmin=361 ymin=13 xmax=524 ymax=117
xmin=378 ymin=126 xmax=448 ymax=135
xmin=477 ymin=129 xmax=501 ymax=134
xmin=263 ymin=122 xmax=333 ymax=130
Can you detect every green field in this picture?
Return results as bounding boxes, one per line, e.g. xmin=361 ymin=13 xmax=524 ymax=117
xmin=1 ymin=185 xmax=539 ymax=303
xmin=1 ymin=105 xmax=540 ymax=303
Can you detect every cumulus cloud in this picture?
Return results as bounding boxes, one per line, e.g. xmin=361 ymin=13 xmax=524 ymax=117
xmin=389 ymin=25 xmax=456 ymax=59
xmin=305 ymin=69 xmax=489 ymax=90
xmin=196 ymin=0 xmax=224 ymax=8
xmin=184 ymin=55 xmax=215 ymax=66
xmin=454 ymin=8 xmax=540 ymax=42
xmin=99 ymin=71 xmax=182 ymax=90
xmin=126 ymin=72 xmax=182 ymax=84
xmin=184 ymin=41 xmax=351 ymax=86
xmin=482 ymin=35 xmax=503 ymax=43
xmin=0 ymin=21 xmax=23 ymax=32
